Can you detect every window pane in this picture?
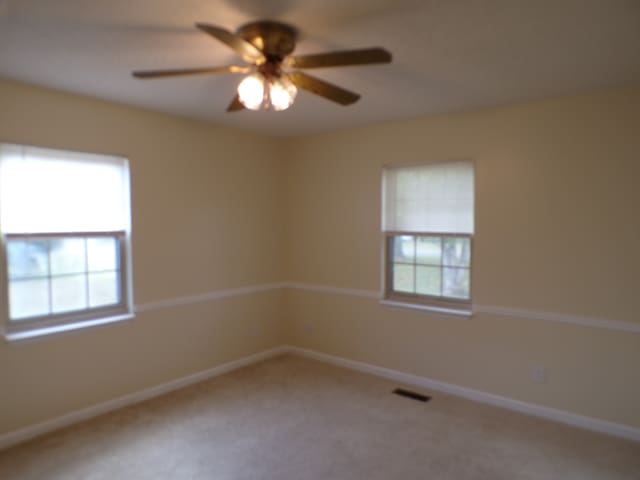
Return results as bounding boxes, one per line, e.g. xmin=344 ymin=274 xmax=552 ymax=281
xmin=416 ymin=266 xmax=441 ymax=296
xmin=392 ymin=235 xmax=415 ymax=263
xmin=50 ymin=238 xmax=86 ymax=275
xmin=443 ymin=267 xmax=470 ymax=299
xmin=392 ymin=263 xmax=414 ymax=293
xmin=87 ymin=237 xmax=118 ymax=272
xmin=51 ymin=274 xmax=87 ymax=313
xmin=416 ymin=237 xmax=441 ymax=265
xmin=443 ymin=237 xmax=471 ymax=267
xmin=89 ymin=271 xmax=120 ymax=307
xmin=9 ymin=278 xmax=49 ymax=319
xmin=7 ymin=240 xmax=49 ymax=279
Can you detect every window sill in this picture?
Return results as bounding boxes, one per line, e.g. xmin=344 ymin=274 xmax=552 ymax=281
xmin=4 ymin=313 xmax=135 ymax=343
xmin=380 ymin=299 xmax=472 ymax=318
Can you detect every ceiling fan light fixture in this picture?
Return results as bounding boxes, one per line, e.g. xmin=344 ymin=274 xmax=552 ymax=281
xmin=237 ymin=72 xmax=265 ymax=110
xmin=269 ymin=75 xmax=297 ymax=111
xmin=237 ymin=72 xmax=297 ymax=112
xmin=132 ymin=20 xmax=392 ymax=112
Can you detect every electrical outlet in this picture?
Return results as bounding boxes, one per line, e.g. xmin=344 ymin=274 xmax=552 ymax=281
xmin=530 ymin=365 xmax=548 ymax=384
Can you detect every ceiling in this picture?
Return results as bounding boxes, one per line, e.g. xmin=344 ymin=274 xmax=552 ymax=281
xmin=1 ymin=0 xmax=639 ymax=136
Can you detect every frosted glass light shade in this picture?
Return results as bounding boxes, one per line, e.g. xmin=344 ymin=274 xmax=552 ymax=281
xmin=269 ymin=75 xmax=297 ymax=111
xmin=237 ymin=73 xmax=266 ymax=110
xmin=237 ymin=72 xmax=297 ymax=111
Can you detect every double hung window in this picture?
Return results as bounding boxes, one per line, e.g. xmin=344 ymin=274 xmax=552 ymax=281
xmin=0 ymin=144 xmax=133 ymax=338
xmin=382 ymin=160 xmax=474 ymax=313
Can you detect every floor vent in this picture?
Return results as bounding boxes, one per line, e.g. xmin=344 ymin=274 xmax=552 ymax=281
xmin=393 ymin=388 xmax=431 ymax=402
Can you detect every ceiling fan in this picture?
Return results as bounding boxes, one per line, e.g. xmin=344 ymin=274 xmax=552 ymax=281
xmin=132 ymin=20 xmax=392 ymax=112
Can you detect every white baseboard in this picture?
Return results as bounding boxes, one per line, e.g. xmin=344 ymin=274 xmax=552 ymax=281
xmin=0 ymin=346 xmax=288 ymax=451
xmin=3 ymin=344 xmax=638 ymax=451
xmin=286 ymin=345 xmax=640 ymax=443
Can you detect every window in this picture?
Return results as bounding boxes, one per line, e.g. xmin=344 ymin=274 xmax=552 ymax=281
xmin=0 ymin=144 xmax=133 ymax=339
xmin=382 ymin=160 xmax=474 ymax=314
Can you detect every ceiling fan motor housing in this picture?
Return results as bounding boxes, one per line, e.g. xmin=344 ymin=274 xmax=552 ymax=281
xmin=237 ymin=21 xmax=298 ymax=61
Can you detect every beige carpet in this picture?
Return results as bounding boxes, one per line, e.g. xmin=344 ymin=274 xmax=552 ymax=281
xmin=1 ymin=354 xmax=639 ymax=479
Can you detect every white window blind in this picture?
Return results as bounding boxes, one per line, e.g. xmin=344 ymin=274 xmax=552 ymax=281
xmin=382 ymin=160 xmax=474 ymax=234
xmin=0 ymin=144 xmax=130 ymax=234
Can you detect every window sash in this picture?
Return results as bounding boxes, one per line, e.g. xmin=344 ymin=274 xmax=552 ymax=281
xmin=3 ymin=231 xmax=129 ymax=333
xmin=384 ymin=232 xmax=472 ymax=307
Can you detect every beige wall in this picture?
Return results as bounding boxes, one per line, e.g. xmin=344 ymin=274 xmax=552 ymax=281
xmin=283 ymin=87 xmax=640 ymax=428
xmin=0 ymin=80 xmax=286 ymax=434
xmin=1 ymin=79 xmax=639 ymax=437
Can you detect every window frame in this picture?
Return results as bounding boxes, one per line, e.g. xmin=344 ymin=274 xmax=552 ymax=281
xmin=384 ymin=231 xmax=473 ymax=311
xmin=0 ymin=143 xmax=134 ymax=341
xmin=2 ymin=230 xmax=131 ymax=337
xmin=381 ymin=159 xmax=475 ymax=315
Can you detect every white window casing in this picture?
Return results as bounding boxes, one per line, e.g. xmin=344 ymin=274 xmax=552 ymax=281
xmin=0 ymin=144 xmax=134 ymax=340
xmin=382 ymin=160 xmax=474 ymax=314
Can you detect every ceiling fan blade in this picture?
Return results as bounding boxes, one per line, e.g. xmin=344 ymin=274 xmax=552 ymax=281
xmin=227 ymin=94 xmax=245 ymax=112
xmin=132 ymin=65 xmax=250 ymax=79
xmin=287 ymin=72 xmax=360 ymax=106
xmin=288 ymin=48 xmax=391 ymax=69
xmin=195 ymin=23 xmax=265 ymax=63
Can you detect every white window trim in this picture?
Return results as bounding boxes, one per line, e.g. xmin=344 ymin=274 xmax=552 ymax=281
xmin=383 ymin=231 xmax=473 ymax=308
xmin=379 ymin=299 xmax=472 ymax=318
xmin=0 ymin=142 xmax=135 ymax=342
xmin=2 ymin=231 xmax=134 ymax=341
xmin=3 ymin=313 xmax=135 ymax=343
xmin=381 ymin=159 xmax=475 ymax=312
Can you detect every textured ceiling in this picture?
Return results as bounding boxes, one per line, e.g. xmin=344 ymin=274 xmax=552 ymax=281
xmin=1 ymin=0 xmax=639 ymax=136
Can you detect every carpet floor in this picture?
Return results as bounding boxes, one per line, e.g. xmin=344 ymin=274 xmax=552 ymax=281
xmin=1 ymin=354 xmax=639 ymax=479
